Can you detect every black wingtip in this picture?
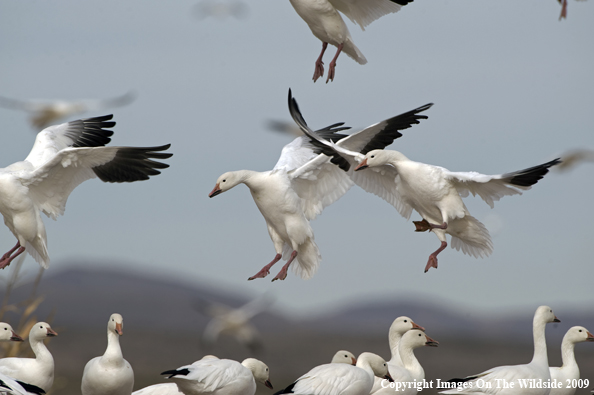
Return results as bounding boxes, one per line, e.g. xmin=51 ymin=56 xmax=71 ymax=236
xmin=161 ymin=368 xmax=190 ymax=378
xmin=16 ymin=381 xmax=46 ymax=395
xmin=507 ymin=158 xmax=561 ymax=187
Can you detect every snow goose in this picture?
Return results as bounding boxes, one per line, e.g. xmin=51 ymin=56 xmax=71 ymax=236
xmin=0 ymin=92 xmax=136 ymax=129
xmin=0 ymin=322 xmax=57 ymax=392
xmin=275 ymin=352 xmax=393 ymax=395
xmin=549 ymin=326 xmax=594 ymax=395
xmin=0 ymin=323 xmax=23 ymax=342
xmin=161 ymin=357 xmax=273 ymax=395
xmin=289 ymin=95 xmax=561 ymax=272
xmin=440 ymin=306 xmax=560 ymax=395
xmin=0 ymin=114 xmax=172 ymax=269
xmin=331 ymin=350 xmax=357 ymax=365
xmin=81 ymin=313 xmax=134 ymax=395
xmin=0 ymin=323 xmax=45 ymax=395
xmin=208 ymin=90 xmax=431 ymax=281
xmin=289 ymin=0 xmax=414 ymax=82
xmin=372 ymin=329 xmax=438 ymax=395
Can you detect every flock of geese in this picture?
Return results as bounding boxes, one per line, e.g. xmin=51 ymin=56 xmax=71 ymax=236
xmin=0 ymin=307 xmax=591 ymax=395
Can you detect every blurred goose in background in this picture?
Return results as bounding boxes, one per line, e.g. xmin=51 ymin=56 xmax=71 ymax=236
xmin=554 ymin=148 xmax=594 ymax=172
xmin=0 ymin=323 xmax=57 ymax=392
xmin=288 ymin=0 xmax=414 ymax=82
xmin=440 ymin=306 xmax=560 ymax=395
xmin=0 ymin=91 xmax=136 ymax=130
xmin=209 ymin=89 xmax=429 ymax=281
xmin=194 ymin=0 xmax=249 ymax=19
xmin=372 ymin=329 xmax=438 ymax=395
xmin=81 ymin=313 xmax=134 ymax=395
xmin=195 ymin=293 xmax=274 ymax=352
xmin=0 ymin=115 xmax=172 ymax=269
xmin=289 ymin=93 xmax=560 ymax=272
xmin=275 ymin=352 xmax=393 ymax=395
xmin=549 ymin=326 xmax=594 ymax=395
xmin=161 ymin=357 xmax=273 ymax=395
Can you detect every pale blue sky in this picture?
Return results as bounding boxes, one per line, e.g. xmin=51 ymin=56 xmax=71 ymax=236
xmin=0 ymin=0 xmax=592 ymax=317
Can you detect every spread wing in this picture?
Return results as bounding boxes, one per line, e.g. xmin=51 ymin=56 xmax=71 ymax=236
xmin=328 ymin=0 xmax=414 ymax=30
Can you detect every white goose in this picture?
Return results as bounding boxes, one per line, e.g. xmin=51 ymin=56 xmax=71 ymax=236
xmin=0 ymin=323 xmax=44 ymax=395
xmin=440 ymin=306 xmax=560 ymax=395
xmin=161 ymin=358 xmax=273 ymax=395
xmin=0 ymin=322 xmax=57 ymax=392
xmin=549 ymin=326 xmax=594 ymax=395
xmin=289 ymin=96 xmax=560 ymax=272
xmin=0 ymin=92 xmax=136 ymax=130
xmin=372 ymin=329 xmax=438 ymax=395
xmin=275 ymin=352 xmax=393 ymax=395
xmin=81 ymin=313 xmax=134 ymax=395
xmin=209 ymin=89 xmax=431 ymax=281
xmin=0 ymin=322 xmax=23 ymax=343
xmin=0 ymin=115 xmax=172 ymax=269
xmin=288 ymin=0 xmax=414 ymax=82
xmin=331 ymin=350 xmax=357 ymax=365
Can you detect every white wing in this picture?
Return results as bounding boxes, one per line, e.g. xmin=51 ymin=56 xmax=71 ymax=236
xmin=289 ymin=364 xmax=365 ymax=395
xmin=132 ymin=383 xmax=182 ymax=395
xmin=328 ymin=0 xmax=411 ymax=30
xmin=166 ymin=360 xmax=244 ymax=392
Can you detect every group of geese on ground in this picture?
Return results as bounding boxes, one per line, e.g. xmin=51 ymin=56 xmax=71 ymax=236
xmin=0 ymin=306 xmax=590 ymax=395
xmin=209 ymin=89 xmax=561 ymax=280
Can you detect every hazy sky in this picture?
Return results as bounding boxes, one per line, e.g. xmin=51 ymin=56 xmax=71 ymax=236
xmin=1 ymin=0 xmax=592 ymax=317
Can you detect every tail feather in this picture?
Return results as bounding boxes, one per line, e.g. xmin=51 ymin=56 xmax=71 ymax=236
xmin=342 ymin=39 xmax=367 ymax=65
xmin=449 ymin=215 xmax=493 ymax=259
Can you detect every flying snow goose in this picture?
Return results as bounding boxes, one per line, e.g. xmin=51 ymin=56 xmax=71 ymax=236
xmin=549 ymin=326 xmax=594 ymax=395
xmin=289 ymin=0 xmax=414 ymax=82
xmin=0 ymin=92 xmax=136 ymax=130
xmin=0 ymin=323 xmax=57 ymax=392
xmin=209 ymin=90 xmax=430 ymax=281
xmin=161 ymin=358 xmax=273 ymax=395
xmin=440 ymin=306 xmax=560 ymax=395
xmin=275 ymin=352 xmax=393 ymax=395
xmin=289 ymin=96 xmax=561 ymax=272
xmin=0 ymin=114 xmax=172 ymax=269
xmin=81 ymin=313 xmax=134 ymax=395
xmin=372 ymin=329 xmax=438 ymax=395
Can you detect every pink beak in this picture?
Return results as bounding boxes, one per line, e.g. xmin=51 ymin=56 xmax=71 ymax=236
xmin=425 ymin=334 xmax=439 ymax=346
xmin=586 ymin=331 xmax=594 ymax=341
xmin=412 ymin=321 xmax=425 ymax=331
xmin=115 ymin=322 xmax=123 ymax=336
xmin=209 ymin=183 xmax=222 ymax=198
xmin=46 ymin=327 xmax=58 ymax=337
xmin=10 ymin=331 xmax=23 ymax=342
xmin=354 ymin=158 xmax=368 ymax=171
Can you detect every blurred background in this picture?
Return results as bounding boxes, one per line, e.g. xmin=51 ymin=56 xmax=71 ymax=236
xmin=0 ymin=0 xmax=592 ymax=394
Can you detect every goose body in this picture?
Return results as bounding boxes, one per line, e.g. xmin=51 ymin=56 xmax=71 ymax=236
xmin=440 ymin=306 xmax=560 ymax=395
xmin=549 ymin=326 xmax=594 ymax=395
xmin=81 ymin=313 xmax=134 ymax=395
xmin=0 ymin=323 xmax=57 ymax=392
xmin=0 ymin=115 xmax=172 ymax=269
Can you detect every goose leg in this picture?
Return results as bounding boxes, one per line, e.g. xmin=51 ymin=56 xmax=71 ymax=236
xmin=413 ymin=219 xmax=448 ymax=232
xmin=248 ymin=253 xmax=282 ymax=280
xmin=424 ymin=241 xmax=447 ymax=273
xmin=326 ymin=43 xmax=343 ymax=83
xmin=272 ymin=251 xmax=298 ymax=282
xmin=559 ymin=0 xmax=567 ymax=19
xmin=313 ymin=42 xmax=328 ymax=83
xmin=0 ymin=242 xmax=25 ymax=269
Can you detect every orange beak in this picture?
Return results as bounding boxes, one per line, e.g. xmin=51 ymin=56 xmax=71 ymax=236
xmin=10 ymin=331 xmax=23 ymax=342
xmin=209 ymin=183 xmax=222 ymax=198
xmin=425 ymin=334 xmax=439 ymax=347
xmin=46 ymin=327 xmax=58 ymax=337
xmin=586 ymin=331 xmax=594 ymax=341
xmin=412 ymin=321 xmax=425 ymax=331
xmin=350 ymin=357 xmax=357 ymax=365
xmin=354 ymin=158 xmax=368 ymax=171
xmin=115 ymin=322 xmax=123 ymax=336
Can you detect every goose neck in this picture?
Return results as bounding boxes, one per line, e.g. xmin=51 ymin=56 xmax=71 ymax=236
xmin=531 ymin=317 xmax=549 ymax=365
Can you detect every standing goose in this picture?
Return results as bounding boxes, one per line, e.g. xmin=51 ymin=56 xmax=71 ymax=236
xmin=0 ymin=323 xmax=44 ymax=395
xmin=440 ymin=306 xmax=560 ymax=395
xmin=289 ymin=0 xmax=414 ymax=82
xmin=161 ymin=357 xmax=273 ymax=395
xmin=275 ymin=352 xmax=393 ymax=395
xmin=372 ymin=329 xmax=438 ymax=395
xmin=549 ymin=326 xmax=594 ymax=395
xmin=0 ymin=115 xmax=172 ymax=269
xmin=0 ymin=323 xmax=57 ymax=392
xmin=288 ymin=94 xmax=560 ymax=272
xmin=208 ymin=89 xmax=431 ymax=281
xmin=81 ymin=313 xmax=133 ymax=395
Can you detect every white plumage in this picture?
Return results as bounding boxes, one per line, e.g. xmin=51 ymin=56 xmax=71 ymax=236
xmin=81 ymin=313 xmax=134 ymax=395
xmin=549 ymin=326 xmax=594 ymax=395
xmin=0 ymin=115 xmax=172 ymax=269
xmin=0 ymin=323 xmax=44 ymax=395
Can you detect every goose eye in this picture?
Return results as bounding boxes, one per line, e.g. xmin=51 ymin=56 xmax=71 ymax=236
xmin=222 ymin=179 xmax=226 ymax=182
xmin=40 ymin=325 xmax=43 ymax=329
xmin=418 ymin=333 xmax=422 ymax=337
xmin=370 ymin=155 xmax=375 ymax=158
xmin=579 ymin=329 xmax=582 ymax=332
xmin=404 ymin=320 xmax=408 ymax=322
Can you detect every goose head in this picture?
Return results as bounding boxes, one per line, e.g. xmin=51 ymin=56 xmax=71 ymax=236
xmin=0 ymin=323 xmax=22 ymax=342
xmin=355 ymin=150 xmax=406 ymax=171
xmin=29 ymin=322 xmax=58 ymax=341
xmin=357 ymin=352 xmax=393 ymax=382
xmin=389 ymin=316 xmax=425 ymax=340
xmin=401 ymin=329 xmax=439 ymax=349
xmin=242 ymin=358 xmax=273 ymax=389
xmin=565 ymin=326 xmax=594 ymax=344
xmin=535 ymin=305 xmax=560 ymax=325
xmin=108 ymin=313 xmax=124 ymax=336
xmin=209 ymin=171 xmax=244 ymax=198
xmin=330 ymin=350 xmax=357 ymax=365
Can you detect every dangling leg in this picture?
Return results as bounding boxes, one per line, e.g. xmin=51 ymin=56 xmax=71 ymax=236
xmin=326 ymin=43 xmax=343 ymax=83
xmin=248 ymin=253 xmax=282 ymax=280
xmin=424 ymin=241 xmax=447 ymax=273
xmin=271 ymin=251 xmax=298 ymax=282
xmin=0 ymin=241 xmax=25 ymax=269
xmin=559 ymin=0 xmax=568 ymax=19
xmin=313 ymin=42 xmax=328 ymax=83
xmin=413 ymin=219 xmax=448 ymax=232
